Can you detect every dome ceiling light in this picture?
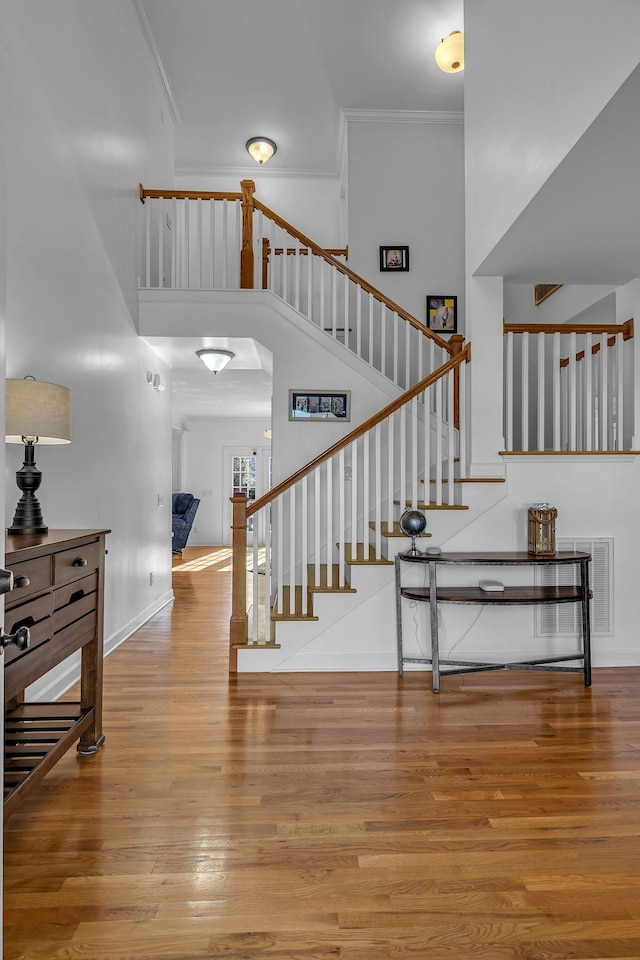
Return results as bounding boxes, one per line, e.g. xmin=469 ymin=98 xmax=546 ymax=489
xmin=246 ymin=137 xmax=277 ymax=165
xmin=435 ymin=30 xmax=464 ymax=73
xmin=196 ymin=348 xmax=235 ymax=374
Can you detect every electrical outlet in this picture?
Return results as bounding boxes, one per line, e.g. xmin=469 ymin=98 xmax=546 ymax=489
xmin=150 ymin=572 xmax=155 ymax=586
xmin=158 ymin=494 xmax=164 ymax=507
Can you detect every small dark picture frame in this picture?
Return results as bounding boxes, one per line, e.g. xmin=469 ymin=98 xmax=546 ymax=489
xmin=380 ymin=246 xmax=409 ymax=272
xmin=426 ymin=295 xmax=457 ymax=333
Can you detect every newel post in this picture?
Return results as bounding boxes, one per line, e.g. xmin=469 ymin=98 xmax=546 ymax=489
xmin=229 ymin=494 xmax=249 ymax=672
xmin=240 ymin=179 xmax=256 ymax=289
xmin=449 ymin=334 xmax=465 ymax=431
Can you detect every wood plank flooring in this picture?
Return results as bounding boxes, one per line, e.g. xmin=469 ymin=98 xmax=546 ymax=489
xmin=5 ymin=545 xmax=640 ymax=959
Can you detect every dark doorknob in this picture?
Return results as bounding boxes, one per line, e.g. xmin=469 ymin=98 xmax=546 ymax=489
xmin=0 ymin=625 xmax=30 ymax=651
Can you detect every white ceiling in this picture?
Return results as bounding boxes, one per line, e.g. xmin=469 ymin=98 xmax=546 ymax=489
xmin=138 ymin=0 xmax=464 ymax=420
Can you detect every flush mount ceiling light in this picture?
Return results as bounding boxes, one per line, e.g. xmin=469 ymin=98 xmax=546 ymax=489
xmin=196 ymin=348 xmax=235 ymax=374
xmin=435 ymin=30 xmax=464 ymax=73
xmin=246 ymin=137 xmax=277 ymax=165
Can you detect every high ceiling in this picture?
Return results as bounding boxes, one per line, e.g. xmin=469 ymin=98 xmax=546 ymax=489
xmin=139 ymin=0 xmax=464 ymax=176
xmin=137 ymin=0 xmax=464 ymax=419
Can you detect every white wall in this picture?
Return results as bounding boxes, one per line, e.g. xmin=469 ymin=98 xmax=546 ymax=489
xmin=182 ymin=417 xmax=271 ymax=545
xmin=346 ymin=118 xmax=465 ymax=332
xmin=0 ymin=1 xmax=176 ymax=692
xmin=464 ymin=0 xmax=640 ymax=275
xmin=504 ymin=284 xmax=617 ymax=327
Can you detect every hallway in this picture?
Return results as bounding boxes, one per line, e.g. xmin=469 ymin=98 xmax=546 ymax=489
xmin=4 ymin=546 xmax=640 ymax=959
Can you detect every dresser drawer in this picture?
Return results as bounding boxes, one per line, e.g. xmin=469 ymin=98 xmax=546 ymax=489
xmin=53 ymin=540 xmax=102 ymax=586
xmin=54 ymin=572 xmax=98 ymax=611
xmin=3 ymin=592 xmax=54 ymax=666
xmin=5 ymin=555 xmax=52 ymax=607
xmin=5 ymin=612 xmax=96 ymax=702
xmin=53 ymin=593 xmax=97 ymax=634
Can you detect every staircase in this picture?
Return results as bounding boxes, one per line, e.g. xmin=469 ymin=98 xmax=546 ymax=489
xmin=139 ymin=181 xmax=632 ymax=674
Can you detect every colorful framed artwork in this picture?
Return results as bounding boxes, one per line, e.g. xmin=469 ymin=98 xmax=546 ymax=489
xmin=426 ymin=295 xmax=457 ymax=333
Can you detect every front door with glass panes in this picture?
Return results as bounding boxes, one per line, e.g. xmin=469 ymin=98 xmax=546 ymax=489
xmin=232 ymin=453 xmax=257 ymax=534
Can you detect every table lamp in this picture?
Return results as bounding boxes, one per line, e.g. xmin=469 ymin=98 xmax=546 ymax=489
xmin=5 ymin=376 xmax=72 ymax=535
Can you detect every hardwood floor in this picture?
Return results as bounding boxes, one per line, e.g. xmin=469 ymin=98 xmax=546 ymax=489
xmin=5 ymin=545 xmax=640 ymax=959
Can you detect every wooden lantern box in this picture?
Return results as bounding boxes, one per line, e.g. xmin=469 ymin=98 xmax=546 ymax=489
xmin=528 ymin=506 xmax=557 ymax=556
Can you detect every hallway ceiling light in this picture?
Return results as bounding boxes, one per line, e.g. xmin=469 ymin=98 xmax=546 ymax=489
xmin=196 ymin=348 xmax=235 ymax=374
xmin=435 ymin=31 xmax=464 ymax=73
xmin=246 ymin=137 xmax=277 ymax=165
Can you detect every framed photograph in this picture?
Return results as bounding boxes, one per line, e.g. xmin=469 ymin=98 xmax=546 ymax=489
xmin=380 ymin=246 xmax=409 ymax=272
xmin=426 ymin=295 xmax=457 ymax=333
xmin=534 ymin=283 xmax=562 ymax=306
xmin=289 ymin=390 xmax=351 ymax=422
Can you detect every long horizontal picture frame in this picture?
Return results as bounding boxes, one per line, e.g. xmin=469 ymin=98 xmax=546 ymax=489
xmin=289 ymin=390 xmax=351 ymax=421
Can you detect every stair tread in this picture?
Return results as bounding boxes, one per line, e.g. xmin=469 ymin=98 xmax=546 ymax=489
xmin=341 ymin=543 xmax=393 ymax=565
xmin=232 ymin=641 xmax=281 ymax=650
xmin=394 ymin=500 xmax=469 ymax=511
xmin=423 ymin=477 xmax=506 ymax=483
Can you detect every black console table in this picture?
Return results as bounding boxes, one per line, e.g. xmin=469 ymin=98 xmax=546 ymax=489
xmin=395 ymin=550 xmax=592 ymax=692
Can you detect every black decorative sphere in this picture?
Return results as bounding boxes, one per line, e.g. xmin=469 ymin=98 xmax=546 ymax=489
xmin=399 ymin=509 xmax=427 ymax=538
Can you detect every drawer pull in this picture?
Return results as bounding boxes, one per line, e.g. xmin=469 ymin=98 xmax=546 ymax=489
xmin=70 ymin=589 xmax=86 ymax=604
xmin=14 ymin=576 xmax=30 ymax=589
xmin=1 ymin=625 xmax=30 ymax=651
xmin=72 ymin=557 xmax=88 ymax=567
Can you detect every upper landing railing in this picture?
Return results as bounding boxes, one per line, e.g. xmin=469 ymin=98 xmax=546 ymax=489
xmin=503 ymin=318 xmax=635 ymax=453
xmin=139 ymin=181 xmax=464 ymax=400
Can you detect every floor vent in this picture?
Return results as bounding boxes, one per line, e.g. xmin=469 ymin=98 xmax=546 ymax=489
xmin=535 ymin=537 xmax=614 ymax=638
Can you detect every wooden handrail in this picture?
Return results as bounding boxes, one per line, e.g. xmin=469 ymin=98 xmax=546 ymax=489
xmin=504 ymin=318 xmax=634 ymax=338
xmin=254 ymin=198 xmax=454 ymax=355
xmin=246 ymin=343 xmax=471 ymax=519
xmin=560 ymin=331 xmax=632 ymax=367
xmin=139 ymin=184 xmax=242 ymax=203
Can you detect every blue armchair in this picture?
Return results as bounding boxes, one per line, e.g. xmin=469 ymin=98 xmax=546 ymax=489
xmin=172 ymin=492 xmax=200 ymax=553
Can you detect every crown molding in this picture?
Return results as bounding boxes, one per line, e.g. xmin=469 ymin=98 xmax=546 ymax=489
xmin=174 ymin=163 xmax=340 ymax=181
xmin=340 ymin=108 xmax=464 ymax=124
xmin=131 ymin=0 xmax=181 ymax=125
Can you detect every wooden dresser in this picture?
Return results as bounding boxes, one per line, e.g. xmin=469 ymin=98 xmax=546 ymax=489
xmin=3 ymin=529 xmax=109 ymax=819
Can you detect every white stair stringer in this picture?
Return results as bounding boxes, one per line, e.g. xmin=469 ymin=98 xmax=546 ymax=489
xmin=236 ymin=480 xmax=508 ymax=672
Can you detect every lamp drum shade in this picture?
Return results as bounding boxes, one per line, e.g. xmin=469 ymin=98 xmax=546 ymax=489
xmin=6 ymin=378 xmax=72 ymax=444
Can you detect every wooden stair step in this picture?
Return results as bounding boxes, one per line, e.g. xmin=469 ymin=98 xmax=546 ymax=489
xmin=394 ymin=500 xmax=469 ymax=511
xmin=369 ymin=521 xmax=433 ymax=539
xmin=341 ymin=543 xmax=393 ymax=566
xmin=271 ymin=586 xmax=319 ymax=622
xmin=422 ymin=477 xmax=506 ymax=484
xmin=307 ymin=564 xmax=356 ymax=593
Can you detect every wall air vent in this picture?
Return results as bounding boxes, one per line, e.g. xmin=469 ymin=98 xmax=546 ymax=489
xmin=535 ymin=537 xmax=614 ymax=638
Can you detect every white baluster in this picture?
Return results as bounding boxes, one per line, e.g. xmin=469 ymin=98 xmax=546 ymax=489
xmin=251 ymin=528 xmax=259 ymax=644
xmin=537 ymin=332 xmax=545 ymax=450
xmin=276 ymin=497 xmax=283 ymax=616
xmin=411 ymin=398 xmax=418 ymax=509
xmin=338 ymin=450 xmax=346 ymax=587
xmin=600 ymin=333 xmax=608 ymax=449
xmin=458 ymin=360 xmax=467 ymax=479
xmin=387 ymin=416 xmax=394 ymax=532
xmin=568 ymin=332 xmax=577 ymax=450
xmin=423 ymin=386 xmax=432 ymax=507
xmin=343 ymin=273 xmax=350 ymax=349
xmin=381 ymin=304 xmax=387 ymax=379
xmin=356 ymin=286 xmax=362 ymax=359
xmin=374 ymin=425 xmax=381 ymax=560
xmin=301 ymin=477 xmax=308 ymax=616
xmin=393 ymin=312 xmax=399 ymax=385
xmin=220 ymin=200 xmax=227 ymax=289
xmin=505 ymin=330 xmax=513 ymax=451
xmin=158 ymin=197 xmax=164 ymax=289
xmin=616 ymin=332 xmax=624 ymax=450
xmin=289 ymin=487 xmax=296 ymax=616
xmin=314 ymin=467 xmax=321 ymax=588
xmin=197 ymin=198 xmax=203 ymax=288
xmin=351 ymin=440 xmax=358 ymax=560
xmin=144 ymin=198 xmax=151 ymax=288
xmin=585 ymin=332 xmax=593 ymax=450
xmin=552 ymin=333 xmax=561 ymax=449
xmin=326 ymin=459 xmax=333 ymax=573
xmin=363 ymin=433 xmax=370 ymax=563
xmin=368 ymin=293 xmax=374 ymax=367
xmin=399 ymin=405 xmax=406 ymax=515
xmin=521 ymin=332 xmax=529 ymax=451
xmin=446 ymin=373 xmax=455 ymax=504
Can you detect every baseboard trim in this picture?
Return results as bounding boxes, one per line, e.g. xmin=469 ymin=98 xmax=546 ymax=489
xmin=26 ymin=590 xmax=174 ymax=703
